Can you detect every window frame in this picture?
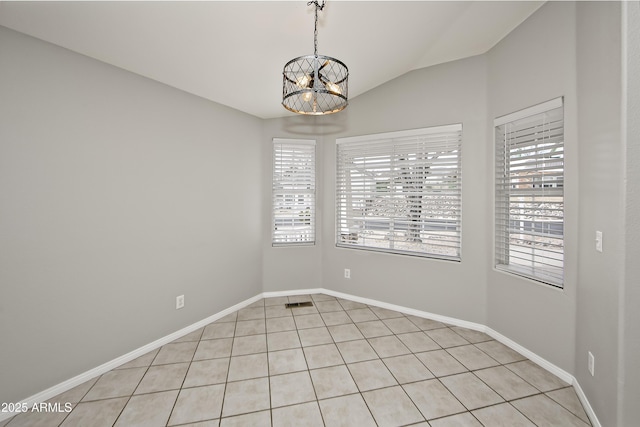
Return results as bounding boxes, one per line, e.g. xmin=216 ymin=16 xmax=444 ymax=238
xmin=272 ymin=138 xmax=316 ymax=246
xmin=335 ymin=124 xmax=463 ymax=261
xmin=494 ymin=97 xmax=565 ymax=288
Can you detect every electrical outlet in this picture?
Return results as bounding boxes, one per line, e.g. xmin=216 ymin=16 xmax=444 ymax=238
xmin=176 ymin=295 xmax=185 ymax=310
xmin=588 ymin=351 xmax=595 ymax=376
xmin=595 ymin=231 xmax=603 ymax=253
xmin=344 ymin=268 xmax=351 ymax=279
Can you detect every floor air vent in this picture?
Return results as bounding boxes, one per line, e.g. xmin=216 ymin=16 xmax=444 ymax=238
xmin=285 ymin=301 xmax=314 ymax=308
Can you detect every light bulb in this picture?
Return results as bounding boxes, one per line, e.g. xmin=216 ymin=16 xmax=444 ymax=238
xmin=325 ymin=81 xmax=341 ymax=94
xmin=301 ymin=91 xmax=313 ymax=102
xmin=296 ymin=74 xmax=311 ymax=88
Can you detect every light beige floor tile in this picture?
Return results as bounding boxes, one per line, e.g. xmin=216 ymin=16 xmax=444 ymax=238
xmin=46 ymin=377 xmax=99 ymax=404
xmin=236 ymin=306 xmax=265 ymax=321
xmin=60 ymin=397 xmax=128 ymax=427
xmin=346 ymin=308 xmax=378 ymax=323
xmin=309 ymin=365 xmax=358 ymax=399
xmin=369 ymin=306 xmax=405 ymax=320
xmin=450 ymin=327 xmax=492 ymax=344
xmin=474 ymin=340 xmax=527 ymax=364
xmin=153 ymin=341 xmax=198 ymax=365
xmin=193 ymin=338 xmax=233 ymax=360
xmin=383 ymin=317 xmax=421 ymax=334
xmin=397 ymin=331 xmax=440 ymax=352
xmin=6 ymin=409 xmax=70 ymax=427
xmin=383 ymin=354 xmax=434 ymax=384
xmin=183 ymin=358 xmax=230 ymax=388
xmin=288 ymin=294 xmax=313 ymax=303
xmin=315 ymin=300 xmax=343 ymax=312
xmin=266 ymin=316 xmax=296 ymax=333
xmin=362 ymin=386 xmax=425 ymax=427
xmin=319 ymin=394 xmax=377 ymax=427
xmin=355 ymin=320 xmax=394 ymax=338
xmin=246 ymin=299 xmax=265 ymax=308
xmin=134 ymin=362 xmax=189 ymax=394
xmin=328 ymin=324 xmax=365 ymax=342
xmin=202 ymin=322 xmax=236 ymax=340
xmin=234 ymin=319 xmax=265 ymax=336
xmin=368 ymin=335 xmax=411 ymax=358
xmin=174 ymin=421 xmax=218 ymax=427
xmin=227 ymin=353 xmax=268 ymax=381
xmin=474 ymin=366 xmax=539 ymax=401
xmin=82 ymin=368 xmax=146 ymax=401
xmin=220 ymin=410 xmax=271 ymax=427
xmin=348 ymin=359 xmax=398 ymax=391
xmin=264 ymin=296 xmax=289 ymax=306
xmin=416 ymin=350 xmax=468 ymax=377
xmin=232 ymin=334 xmax=267 ymax=355
xmin=267 ymin=330 xmax=300 ymax=351
xmin=114 ymin=349 xmax=159 ymax=370
xmin=304 ymin=343 xmax=345 ymax=369
xmin=426 ymin=328 xmax=470 ymax=348
xmin=337 ymin=299 xmax=368 ymax=310
xmin=403 ymin=379 xmax=466 ymax=420
xmin=298 ymin=326 xmax=334 ymax=347
xmin=270 ymin=371 xmax=317 ymax=408
xmin=265 ymin=305 xmax=293 ymax=319
xmin=546 ymin=387 xmax=591 ymax=424
xmin=429 ymin=412 xmax=484 ymax=427
xmin=321 ymin=311 xmax=352 ymax=326
xmin=115 ymin=390 xmax=178 ymax=427
xmin=272 ymin=401 xmax=324 ymax=427
xmin=221 ymin=377 xmax=270 ymax=418
xmin=506 ymin=360 xmax=569 ymax=392
xmin=336 ymin=339 xmax=378 ymax=363
xmin=405 ymin=315 xmax=447 ymax=330
xmin=173 ymin=328 xmax=204 ymax=343
xmin=446 ymin=345 xmax=500 ymax=371
xmin=216 ymin=312 xmax=238 ymax=323
xmin=269 ymin=348 xmax=308 ymax=375
xmin=311 ymin=293 xmax=336 ymax=302
xmin=168 ymin=384 xmax=225 ymax=425
xmin=472 ymin=402 xmax=536 ymax=427
xmin=290 ymin=306 xmax=319 ymax=316
xmin=511 ymin=394 xmax=590 ymax=427
xmin=440 ymin=372 xmax=504 ymax=410
xmin=293 ymin=313 xmax=325 ymax=329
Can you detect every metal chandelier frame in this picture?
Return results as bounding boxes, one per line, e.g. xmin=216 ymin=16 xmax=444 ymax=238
xmin=282 ymin=0 xmax=349 ymax=115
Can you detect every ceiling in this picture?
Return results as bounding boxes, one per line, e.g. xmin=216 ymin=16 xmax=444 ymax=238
xmin=0 ymin=1 xmax=544 ymax=119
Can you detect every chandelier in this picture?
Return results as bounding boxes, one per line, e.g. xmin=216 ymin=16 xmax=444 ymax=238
xmin=282 ymin=0 xmax=349 ymax=115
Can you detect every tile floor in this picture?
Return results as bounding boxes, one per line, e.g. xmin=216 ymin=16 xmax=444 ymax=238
xmin=3 ymin=294 xmax=592 ymax=427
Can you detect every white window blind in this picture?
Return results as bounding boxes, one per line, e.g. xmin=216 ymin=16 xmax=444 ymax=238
xmin=336 ymin=124 xmax=462 ymax=260
xmin=272 ymin=139 xmax=316 ymax=246
xmin=495 ymin=97 xmax=564 ymax=287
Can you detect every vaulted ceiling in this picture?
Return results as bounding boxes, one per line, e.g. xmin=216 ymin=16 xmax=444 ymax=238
xmin=0 ymin=1 xmax=544 ymax=119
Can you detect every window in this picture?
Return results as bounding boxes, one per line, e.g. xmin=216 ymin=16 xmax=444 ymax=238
xmin=336 ymin=124 xmax=462 ymax=260
xmin=272 ymin=139 xmax=316 ymax=245
xmin=495 ymin=97 xmax=564 ymax=287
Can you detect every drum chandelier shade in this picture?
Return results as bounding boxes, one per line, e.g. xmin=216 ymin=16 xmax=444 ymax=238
xmin=282 ymin=0 xmax=348 ymax=115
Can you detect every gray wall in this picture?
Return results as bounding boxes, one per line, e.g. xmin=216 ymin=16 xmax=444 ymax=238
xmin=486 ymin=1 xmax=578 ymax=373
xmin=0 ymin=26 xmax=263 ymax=404
xmin=575 ymin=2 xmax=633 ymax=426
xmin=261 ymin=117 xmax=325 ymax=293
xmin=318 ymin=55 xmax=489 ymax=324
xmin=621 ymin=3 xmax=640 ymax=424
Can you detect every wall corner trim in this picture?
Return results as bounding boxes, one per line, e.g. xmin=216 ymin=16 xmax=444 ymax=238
xmin=2 ymin=288 xmax=600 ymax=427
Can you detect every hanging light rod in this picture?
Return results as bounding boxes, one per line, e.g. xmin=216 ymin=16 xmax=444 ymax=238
xmin=282 ymin=0 xmax=349 ymax=115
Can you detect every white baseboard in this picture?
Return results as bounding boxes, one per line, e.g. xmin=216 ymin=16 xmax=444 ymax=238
xmin=2 ymin=288 xmax=600 ymax=427
xmin=0 ymin=294 xmax=262 ymax=423
xmin=303 ymin=288 xmax=602 ymax=427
